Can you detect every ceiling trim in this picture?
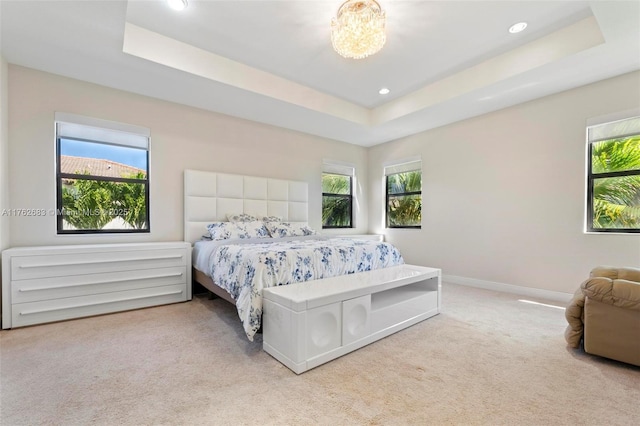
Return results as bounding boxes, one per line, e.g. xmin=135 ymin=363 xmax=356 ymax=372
xmin=122 ymin=22 xmax=370 ymax=126
xmin=124 ymin=14 xmax=604 ymax=131
xmin=372 ymin=15 xmax=605 ymax=125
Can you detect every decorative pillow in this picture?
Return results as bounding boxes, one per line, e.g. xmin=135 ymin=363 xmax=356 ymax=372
xmin=206 ymin=222 xmax=250 ymax=240
xmin=259 ymin=215 xmax=282 ymax=223
xmin=265 ymin=221 xmax=318 ymax=238
xmin=227 ymin=213 xmax=258 ymax=223
xmin=239 ymin=220 xmax=271 ymax=239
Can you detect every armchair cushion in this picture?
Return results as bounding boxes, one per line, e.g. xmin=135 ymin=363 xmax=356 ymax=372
xmin=582 ymin=277 xmax=640 ymax=311
xmin=589 ymin=266 xmax=640 ymax=282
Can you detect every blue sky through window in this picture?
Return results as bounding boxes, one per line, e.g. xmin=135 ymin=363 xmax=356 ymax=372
xmin=60 ymin=138 xmax=147 ymax=170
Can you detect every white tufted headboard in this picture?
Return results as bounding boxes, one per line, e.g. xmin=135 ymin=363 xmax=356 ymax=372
xmin=184 ymin=170 xmax=309 ymax=243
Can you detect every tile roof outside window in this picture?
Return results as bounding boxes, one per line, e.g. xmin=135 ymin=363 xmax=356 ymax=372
xmin=60 ymin=155 xmax=146 ymax=178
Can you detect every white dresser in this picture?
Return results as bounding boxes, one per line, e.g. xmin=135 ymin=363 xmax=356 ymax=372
xmin=1 ymin=242 xmax=191 ymax=329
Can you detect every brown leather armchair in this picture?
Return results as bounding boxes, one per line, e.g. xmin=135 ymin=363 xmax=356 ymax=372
xmin=565 ymin=266 xmax=640 ymax=366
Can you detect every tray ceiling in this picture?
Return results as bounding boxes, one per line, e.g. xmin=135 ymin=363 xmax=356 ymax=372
xmin=1 ymin=1 xmax=639 ymax=146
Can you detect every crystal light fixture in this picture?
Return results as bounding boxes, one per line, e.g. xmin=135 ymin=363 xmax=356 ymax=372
xmin=331 ymin=0 xmax=386 ymax=59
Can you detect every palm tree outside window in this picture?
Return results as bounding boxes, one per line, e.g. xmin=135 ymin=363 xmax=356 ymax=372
xmin=322 ymin=172 xmax=353 ymax=228
xmin=586 ymin=115 xmax=640 ymax=233
xmin=385 ymin=159 xmax=422 ymax=228
xmin=322 ymin=161 xmax=355 ymax=228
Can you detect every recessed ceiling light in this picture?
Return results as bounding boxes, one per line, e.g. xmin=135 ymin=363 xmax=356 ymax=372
xmin=168 ymin=0 xmax=188 ymax=11
xmin=508 ymin=22 xmax=527 ymax=34
xmin=379 ymin=88 xmax=390 ymax=95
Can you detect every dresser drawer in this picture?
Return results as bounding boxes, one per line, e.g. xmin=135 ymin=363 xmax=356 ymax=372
xmin=11 ymin=266 xmax=187 ymax=304
xmin=11 ymin=248 xmax=187 ymax=280
xmin=11 ymin=284 xmax=187 ymax=328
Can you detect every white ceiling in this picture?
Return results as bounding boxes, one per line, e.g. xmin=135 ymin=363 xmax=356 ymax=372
xmin=1 ymin=0 xmax=639 ymax=146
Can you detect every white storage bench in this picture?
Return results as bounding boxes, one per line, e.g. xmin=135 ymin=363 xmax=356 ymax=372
xmin=262 ymin=264 xmax=441 ymax=374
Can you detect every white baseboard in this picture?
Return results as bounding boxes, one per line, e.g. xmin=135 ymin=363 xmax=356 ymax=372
xmin=443 ymin=274 xmax=573 ymax=303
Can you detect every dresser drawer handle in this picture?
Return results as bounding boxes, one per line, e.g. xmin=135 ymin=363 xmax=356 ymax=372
xmin=18 ymin=272 xmax=184 ymax=292
xmin=18 ymin=254 xmax=184 ymax=269
xmin=18 ymin=289 xmax=185 ymax=316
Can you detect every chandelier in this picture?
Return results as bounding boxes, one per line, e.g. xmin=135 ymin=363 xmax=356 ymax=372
xmin=331 ymin=0 xmax=387 ymax=59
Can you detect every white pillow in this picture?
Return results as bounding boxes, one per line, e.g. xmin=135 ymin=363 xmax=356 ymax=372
xmin=265 ymin=222 xmax=318 ymax=238
xmin=206 ymin=222 xmax=250 ymax=240
xmin=227 ymin=213 xmax=258 ymax=223
xmin=259 ymin=215 xmax=282 ymax=223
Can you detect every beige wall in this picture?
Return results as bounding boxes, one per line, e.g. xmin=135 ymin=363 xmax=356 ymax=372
xmin=7 ymin=65 xmax=640 ymax=295
xmin=0 ymin=56 xmax=8 ymax=251
xmin=0 ymin=56 xmax=9 ymax=250
xmin=369 ymin=71 xmax=640 ymax=294
xmin=7 ymin=66 xmax=369 ymax=247
xmin=1 ymin=56 xmax=8 ymax=317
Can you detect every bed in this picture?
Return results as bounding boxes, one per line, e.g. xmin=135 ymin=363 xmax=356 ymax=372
xmin=184 ymin=170 xmax=405 ymax=340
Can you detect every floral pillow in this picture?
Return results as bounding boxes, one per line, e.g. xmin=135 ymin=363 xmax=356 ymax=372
xmin=227 ymin=213 xmax=258 ymax=223
xmin=206 ymin=222 xmax=250 ymax=240
xmin=240 ymin=220 xmax=271 ymax=238
xmin=265 ymin=221 xmax=318 ymax=238
xmin=259 ymin=215 xmax=282 ymax=223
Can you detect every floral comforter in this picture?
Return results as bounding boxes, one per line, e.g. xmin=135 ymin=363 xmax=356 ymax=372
xmin=200 ymin=237 xmax=404 ymax=340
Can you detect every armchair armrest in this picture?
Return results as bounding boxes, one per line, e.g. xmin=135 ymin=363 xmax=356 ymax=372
xmin=564 ymin=266 xmax=640 ymax=348
xmin=564 ymin=287 xmax=585 ymax=348
xmin=565 ymin=266 xmax=640 ymax=364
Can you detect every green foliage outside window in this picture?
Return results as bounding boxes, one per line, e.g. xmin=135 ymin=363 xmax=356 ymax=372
xmin=61 ymin=171 xmax=148 ymax=231
xmin=322 ymin=173 xmax=352 ymax=228
xmin=112 ymin=172 xmax=148 ymax=229
xmin=590 ymin=135 xmax=640 ymax=231
xmin=62 ymin=178 xmax=117 ymax=230
xmin=387 ymin=170 xmax=421 ymax=227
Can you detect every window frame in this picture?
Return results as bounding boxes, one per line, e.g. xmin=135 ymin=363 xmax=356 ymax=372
xmin=586 ymin=132 xmax=640 ymax=234
xmin=55 ymin=114 xmax=150 ymax=235
xmin=385 ymin=170 xmax=422 ymax=229
xmin=321 ymin=172 xmax=354 ymax=229
xmin=384 ymin=170 xmax=422 ymax=229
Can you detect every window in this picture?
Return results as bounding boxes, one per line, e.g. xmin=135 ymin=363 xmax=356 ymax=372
xmin=55 ymin=113 xmax=150 ymax=234
xmin=586 ymin=115 xmax=640 ymax=233
xmin=385 ymin=159 xmax=422 ymax=228
xmin=322 ymin=162 xmax=354 ymax=228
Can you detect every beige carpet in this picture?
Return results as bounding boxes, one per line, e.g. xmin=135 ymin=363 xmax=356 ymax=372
xmin=1 ymin=283 xmax=638 ymax=425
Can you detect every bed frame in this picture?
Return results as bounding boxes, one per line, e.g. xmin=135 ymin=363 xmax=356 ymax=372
xmin=183 ymin=169 xmax=309 ymax=302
